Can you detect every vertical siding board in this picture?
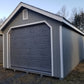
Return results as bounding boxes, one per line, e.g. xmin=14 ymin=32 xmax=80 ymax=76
xmin=3 ymin=33 xmax=7 ymax=67
xmin=53 ymin=25 xmax=61 ymax=77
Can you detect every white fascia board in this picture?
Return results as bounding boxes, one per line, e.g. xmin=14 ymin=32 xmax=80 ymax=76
xmin=63 ymin=19 xmax=84 ymax=35
xmin=0 ymin=3 xmax=63 ymax=30
xmin=0 ymin=4 xmax=22 ymax=30
xmin=21 ymin=3 xmax=63 ymax=22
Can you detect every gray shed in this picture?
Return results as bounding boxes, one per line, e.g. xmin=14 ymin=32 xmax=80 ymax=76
xmin=0 ymin=2 xmax=84 ymax=79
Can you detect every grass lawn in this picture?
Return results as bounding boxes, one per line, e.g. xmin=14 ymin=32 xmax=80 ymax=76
xmin=0 ymin=61 xmax=84 ymax=84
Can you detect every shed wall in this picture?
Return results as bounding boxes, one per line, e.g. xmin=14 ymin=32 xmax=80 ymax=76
xmin=62 ymin=26 xmax=84 ymax=77
xmin=0 ymin=35 xmax=3 ymax=64
xmin=3 ymin=8 xmax=61 ymax=77
xmin=83 ymin=37 xmax=84 ymax=59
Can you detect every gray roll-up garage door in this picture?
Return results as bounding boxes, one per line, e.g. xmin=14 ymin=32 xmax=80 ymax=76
xmin=10 ymin=23 xmax=51 ymax=73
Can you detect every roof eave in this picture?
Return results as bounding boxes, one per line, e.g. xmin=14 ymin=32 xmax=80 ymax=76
xmin=63 ymin=19 xmax=84 ymax=35
xmin=0 ymin=2 xmax=63 ymax=31
xmin=0 ymin=3 xmax=22 ymax=30
xmin=0 ymin=2 xmax=84 ymax=35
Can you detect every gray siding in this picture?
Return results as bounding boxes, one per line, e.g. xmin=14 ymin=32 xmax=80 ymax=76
xmin=3 ymin=8 xmax=61 ymax=77
xmin=0 ymin=35 xmax=3 ymax=64
xmin=83 ymin=37 xmax=84 ymax=59
xmin=53 ymin=25 xmax=60 ymax=77
xmin=62 ymin=26 xmax=84 ymax=77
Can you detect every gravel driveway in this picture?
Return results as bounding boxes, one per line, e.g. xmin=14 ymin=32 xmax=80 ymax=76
xmin=0 ymin=61 xmax=84 ymax=84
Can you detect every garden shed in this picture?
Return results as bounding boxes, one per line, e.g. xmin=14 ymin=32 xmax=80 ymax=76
xmin=0 ymin=2 xmax=84 ymax=79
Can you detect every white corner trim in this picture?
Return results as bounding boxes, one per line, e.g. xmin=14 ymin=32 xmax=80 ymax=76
xmin=6 ymin=20 xmax=54 ymax=76
xmin=3 ymin=34 xmax=5 ymax=67
xmin=50 ymin=26 xmax=54 ymax=76
xmin=59 ymin=25 xmax=64 ymax=78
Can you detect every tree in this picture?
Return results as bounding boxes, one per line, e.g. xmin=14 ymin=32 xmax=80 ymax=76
xmin=69 ymin=8 xmax=77 ymax=22
xmin=57 ymin=6 xmax=69 ymax=19
xmin=0 ymin=17 xmax=6 ymax=26
xmin=71 ymin=9 xmax=84 ymax=32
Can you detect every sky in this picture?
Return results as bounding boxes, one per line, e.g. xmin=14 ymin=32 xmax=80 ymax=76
xmin=0 ymin=0 xmax=84 ymax=18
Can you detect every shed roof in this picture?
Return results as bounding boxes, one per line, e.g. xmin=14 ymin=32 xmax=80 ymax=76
xmin=0 ymin=2 xmax=84 ymax=35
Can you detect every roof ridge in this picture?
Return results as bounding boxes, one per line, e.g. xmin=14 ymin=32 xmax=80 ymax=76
xmin=21 ymin=2 xmax=63 ymax=18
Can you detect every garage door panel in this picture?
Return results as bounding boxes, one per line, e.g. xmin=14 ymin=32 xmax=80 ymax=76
xmin=10 ymin=23 xmax=51 ymax=73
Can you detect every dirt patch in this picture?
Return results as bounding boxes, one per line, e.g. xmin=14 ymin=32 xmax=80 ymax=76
xmin=0 ymin=61 xmax=84 ymax=84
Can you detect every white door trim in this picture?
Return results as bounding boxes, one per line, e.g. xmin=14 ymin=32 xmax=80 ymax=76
xmin=6 ymin=20 xmax=54 ymax=76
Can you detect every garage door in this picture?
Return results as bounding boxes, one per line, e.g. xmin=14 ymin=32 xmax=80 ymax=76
xmin=10 ymin=23 xmax=51 ymax=73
